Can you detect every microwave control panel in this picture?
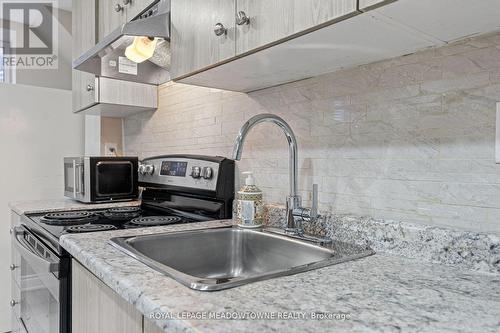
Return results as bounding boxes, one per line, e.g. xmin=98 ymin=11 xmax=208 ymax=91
xmin=138 ymin=156 xmax=220 ymax=192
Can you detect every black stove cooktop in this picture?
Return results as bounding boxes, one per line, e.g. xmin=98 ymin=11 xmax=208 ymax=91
xmin=23 ymin=154 xmax=235 ymax=258
xmin=29 ymin=205 xmax=198 ymax=239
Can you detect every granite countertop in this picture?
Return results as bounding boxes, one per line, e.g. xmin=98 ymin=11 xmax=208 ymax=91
xmin=60 ymin=220 xmax=500 ymax=333
xmin=9 ymin=198 xmax=141 ymax=215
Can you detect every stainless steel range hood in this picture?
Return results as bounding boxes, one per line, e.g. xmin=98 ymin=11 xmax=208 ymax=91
xmin=73 ymin=0 xmax=171 ymax=85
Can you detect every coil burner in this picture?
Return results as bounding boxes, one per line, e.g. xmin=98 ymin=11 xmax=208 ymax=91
xmin=102 ymin=206 xmax=142 ymax=221
xmin=41 ymin=211 xmax=99 ymax=226
xmin=65 ymin=224 xmax=117 ymax=233
xmin=129 ymin=216 xmax=182 ymax=226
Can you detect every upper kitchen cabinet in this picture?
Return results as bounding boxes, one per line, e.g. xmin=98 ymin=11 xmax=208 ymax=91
xmin=98 ymin=0 xmax=127 ymax=41
xmin=171 ymin=0 xmax=356 ymax=79
xmin=235 ymin=0 xmax=358 ymax=54
xmin=170 ymin=0 xmax=236 ymax=79
xmin=173 ymin=0 xmax=500 ymax=92
xmin=72 ymin=0 xmax=98 ymax=112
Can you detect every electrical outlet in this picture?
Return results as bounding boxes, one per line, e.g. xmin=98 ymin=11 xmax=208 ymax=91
xmin=496 ymin=103 xmax=500 ymax=163
xmin=104 ymin=142 xmax=118 ymax=156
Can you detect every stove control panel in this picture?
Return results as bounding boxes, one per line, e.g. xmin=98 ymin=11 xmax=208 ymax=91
xmin=139 ymin=156 xmax=223 ymax=192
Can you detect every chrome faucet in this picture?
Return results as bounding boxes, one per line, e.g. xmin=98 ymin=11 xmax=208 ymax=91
xmin=233 ymin=114 xmax=327 ymax=242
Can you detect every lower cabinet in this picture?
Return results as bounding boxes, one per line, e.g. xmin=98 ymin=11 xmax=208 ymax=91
xmin=72 ymin=260 xmax=163 ymax=333
xmin=144 ymin=319 xmax=165 ymax=333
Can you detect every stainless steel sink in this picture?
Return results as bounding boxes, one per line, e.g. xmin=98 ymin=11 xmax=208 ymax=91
xmin=109 ymin=226 xmax=374 ymax=291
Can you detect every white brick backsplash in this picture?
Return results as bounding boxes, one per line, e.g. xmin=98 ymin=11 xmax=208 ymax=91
xmin=124 ymin=32 xmax=500 ymax=234
xmin=420 ymin=72 xmax=490 ymax=94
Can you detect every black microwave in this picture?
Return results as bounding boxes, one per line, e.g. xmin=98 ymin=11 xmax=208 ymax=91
xmin=64 ymin=156 xmax=139 ymax=203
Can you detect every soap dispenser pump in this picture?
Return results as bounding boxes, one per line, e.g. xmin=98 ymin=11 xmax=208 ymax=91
xmin=236 ymin=171 xmax=263 ymax=228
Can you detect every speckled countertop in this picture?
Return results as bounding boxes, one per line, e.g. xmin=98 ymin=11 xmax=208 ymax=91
xmin=9 ymin=198 xmax=141 ymax=215
xmin=60 ymin=220 xmax=500 ymax=333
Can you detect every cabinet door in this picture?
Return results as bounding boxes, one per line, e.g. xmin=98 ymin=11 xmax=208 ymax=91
xmin=235 ymin=0 xmax=357 ymax=54
xmin=98 ymin=0 xmax=127 ymax=41
xmin=170 ymin=0 xmax=236 ymax=79
xmin=144 ymin=319 xmax=164 ymax=333
xmin=72 ymin=260 xmax=142 ymax=333
xmin=72 ymin=0 xmax=97 ymax=112
xmin=98 ymin=77 xmax=157 ymax=109
xmin=126 ymin=0 xmax=157 ymax=20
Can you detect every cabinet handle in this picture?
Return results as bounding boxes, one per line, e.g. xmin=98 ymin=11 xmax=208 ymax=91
xmin=236 ymin=11 xmax=250 ymax=25
xmin=9 ymin=264 xmax=18 ymax=271
xmin=86 ymin=84 xmax=94 ymax=92
xmin=10 ymin=300 xmax=17 ymax=307
xmin=114 ymin=3 xmax=124 ymax=12
xmin=214 ymin=23 xmax=227 ymax=36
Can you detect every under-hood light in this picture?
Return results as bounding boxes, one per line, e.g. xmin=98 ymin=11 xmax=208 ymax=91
xmin=125 ymin=37 xmax=158 ymax=63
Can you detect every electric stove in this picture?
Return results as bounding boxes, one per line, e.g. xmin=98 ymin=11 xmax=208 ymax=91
xmin=15 ymin=155 xmax=234 ymax=333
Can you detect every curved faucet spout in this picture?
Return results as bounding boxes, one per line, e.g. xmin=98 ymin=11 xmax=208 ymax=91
xmin=232 ymin=113 xmax=324 ymax=240
xmin=232 ymin=113 xmax=299 ymax=198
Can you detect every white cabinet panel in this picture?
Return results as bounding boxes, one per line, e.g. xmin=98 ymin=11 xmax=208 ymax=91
xmin=359 ymin=0 xmax=396 ymax=11
xmin=374 ymin=0 xmax=500 ymax=42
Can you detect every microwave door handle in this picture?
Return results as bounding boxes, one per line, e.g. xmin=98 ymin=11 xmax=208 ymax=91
xmin=72 ymin=160 xmax=77 ymax=197
xmin=76 ymin=162 xmax=83 ymax=195
xmin=12 ymin=227 xmax=59 ymax=274
xmin=72 ymin=161 xmax=83 ymax=196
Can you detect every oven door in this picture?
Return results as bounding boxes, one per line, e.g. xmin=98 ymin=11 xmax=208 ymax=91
xmin=12 ymin=226 xmax=68 ymax=333
xmin=90 ymin=158 xmax=138 ymax=201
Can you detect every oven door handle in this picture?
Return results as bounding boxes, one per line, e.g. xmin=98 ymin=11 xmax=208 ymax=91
xmin=12 ymin=227 xmax=59 ymax=274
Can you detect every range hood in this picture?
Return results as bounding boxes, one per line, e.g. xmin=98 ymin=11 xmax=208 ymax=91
xmin=73 ymin=0 xmax=171 ymax=85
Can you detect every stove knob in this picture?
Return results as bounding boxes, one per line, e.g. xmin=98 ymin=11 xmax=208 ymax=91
xmin=144 ymin=164 xmax=155 ymax=175
xmin=202 ymin=167 xmax=213 ymax=179
xmin=191 ymin=166 xmax=201 ymax=179
xmin=138 ymin=164 xmax=146 ymax=175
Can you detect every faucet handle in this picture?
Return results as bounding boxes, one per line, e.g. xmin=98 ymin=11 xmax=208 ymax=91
xmin=292 ymin=184 xmax=320 ymax=223
xmin=311 ymin=183 xmax=319 ymax=220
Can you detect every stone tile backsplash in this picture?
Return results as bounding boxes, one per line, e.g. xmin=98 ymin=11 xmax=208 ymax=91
xmin=124 ymin=31 xmax=500 ymax=234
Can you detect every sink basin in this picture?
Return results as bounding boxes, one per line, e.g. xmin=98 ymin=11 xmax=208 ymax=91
xmin=109 ymin=226 xmax=374 ymax=291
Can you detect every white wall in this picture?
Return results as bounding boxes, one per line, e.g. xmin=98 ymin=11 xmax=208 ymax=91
xmin=0 ymin=83 xmax=84 ymax=332
xmin=85 ymin=115 xmax=101 ymax=155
